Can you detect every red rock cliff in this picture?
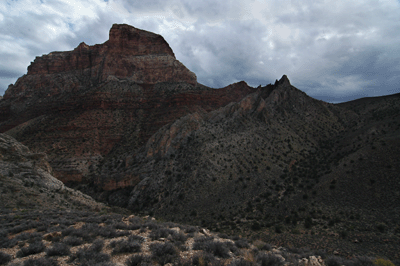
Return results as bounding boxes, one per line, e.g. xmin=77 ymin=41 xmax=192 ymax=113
xmin=0 ymin=24 xmax=257 ymax=189
xmin=8 ymin=23 xmax=196 ymax=100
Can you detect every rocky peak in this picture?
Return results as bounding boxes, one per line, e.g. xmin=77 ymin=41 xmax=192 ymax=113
xmin=274 ymin=74 xmax=291 ymax=87
xmin=107 ymin=24 xmax=175 ymax=57
xmin=8 ymin=24 xmax=196 ymax=100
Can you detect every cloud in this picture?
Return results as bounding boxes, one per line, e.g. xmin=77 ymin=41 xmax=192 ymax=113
xmin=0 ymin=0 xmax=399 ymax=103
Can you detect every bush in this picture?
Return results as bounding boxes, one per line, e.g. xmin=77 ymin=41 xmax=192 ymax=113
xmin=305 ymin=217 xmax=313 ymax=229
xmin=352 ymin=256 xmax=374 ymax=266
xmin=68 ymin=239 xmax=111 ymax=265
xmin=46 ymin=243 xmax=70 ymax=256
xmin=149 ymin=228 xmax=175 ymax=240
xmin=0 ymin=238 xmax=17 ymax=248
xmin=373 ymin=258 xmax=395 ymax=266
xmin=0 ymin=229 xmax=7 ymax=239
xmin=251 ymin=222 xmax=261 ymax=231
xmin=183 ymin=225 xmax=198 ymax=234
xmin=326 ymin=256 xmax=347 ymax=266
xmin=97 ymin=225 xmax=130 ymax=238
xmin=257 ymin=253 xmax=284 ymax=266
xmin=193 ymin=238 xmax=230 ymax=258
xmin=142 ymin=221 xmax=160 ymax=230
xmin=16 ymin=241 xmax=46 ymax=257
xmin=0 ymin=251 xmax=12 ymax=265
xmin=62 ymin=224 xmax=128 ymax=242
xmin=275 ymin=225 xmax=283 ymax=233
xmin=190 ymin=252 xmax=220 ymax=266
xmin=235 ymin=239 xmax=250 ymax=249
xmin=109 ymin=238 xmax=141 ymax=255
xmin=125 ymin=254 xmax=151 ymax=266
xmin=23 ymin=257 xmax=59 ymax=266
xmin=128 ymin=234 xmax=145 ymax=243
xmin=62 ymin=236 xmax=84 ymax=246
xmin=15 ymin=232 xmax=43 ymax=242
xmin=229 ymin=258 xmax=255 ymax=266
xmin=150 ymin=242 xmax=178 ymax=265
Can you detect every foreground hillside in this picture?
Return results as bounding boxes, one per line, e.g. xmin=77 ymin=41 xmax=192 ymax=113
xmin=2 ymin=134 xmax=397 ymax=266
xmin=2 ymin=208 xmax=394 ymax=266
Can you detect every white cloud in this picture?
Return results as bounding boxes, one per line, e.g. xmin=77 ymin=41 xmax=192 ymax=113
xmin=0 ymin=0 xmax=399 ymax=103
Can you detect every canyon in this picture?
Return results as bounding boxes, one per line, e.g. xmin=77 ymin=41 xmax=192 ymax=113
xmin=0 ymin=23 xmax=399 ymax=260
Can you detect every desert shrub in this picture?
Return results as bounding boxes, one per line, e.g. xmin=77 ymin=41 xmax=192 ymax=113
xmin=68 ymin=239 xmax=111 ymax=266
xmin=62 ymin=236 xmax=84 ymax=246
xmin=257 ymin=253 xmax=284 ymax=266
xmin=313 ymin=250 xmax=327 ymax=259
xmin=128 ymin=216 xmax=144 ymax=225
xmin=373 ymin=258 xmax=395 ymax=266
xmin=0 ymin=251 xmax=12 ymax=265
xmin=193 ymin=238 xmax=230 ymax=258
xmin=125 ymin=254 xmax=151 ymax=266
xmin=142 ymin=221 xmax=161 ymax=230
xmin=163 ymin=222 xmax=180 ymax=228
xmin=46 ymin=242 xmax=70 ymax=256
xmin=225 ymin=241 xmax=240 ymax=255
xmin=109 ymin=239 xmax=141 ymax=255
xmin=15 ymin=232 xmax=42 ymax=242
xmin=113 ymin=222 xmax=130 ymax=230
xmin=23 ymin=257 xmax=58 ymax=266
xmin=208 ymin=242 xmax=231 ymax=258
xmin=0 ymin=238 xmax=17 ymax=248
xmin=376 ymin=223 xmax=387 ymax=233
xmin=126 ymin=223 xmax=142 ymax=230
xmin=235 ymin=239 xmax=250 ymax=249
xmin=275 ymin=225 xmax=283 ymax=233
xmin=305 ymin=217 xmax=313 ymax=229
xmin=257 ymin=242 xmax=272 ymax=251
xmin=62 ymin=224 xmax=128 ymax=242
xmin=351 ymin=256 xmax=374 ymax=266
xmin=0 ymin=229 xmax=7 ymax=239
xmin=149 ymin=228 xmax=175 ymax=240
xmin=183 ymin=225 xmax=198 ymax=234
xmin=251 ymin=221 xmax=261 ymax=231
xmin=97 ymin=225 xmax=130 ymax=238
xmin=61 ymin=226 xmax=90 ymax=240
xmin=36 ymin=224 xmax=49 ymax=232
xmin=229 ymin=258 xmax=255 ymax=266
xmin=150 ymin=242 xmax=178 ymax=265
xmin=16 ymin=241 xmax=45 ymax=257
xmin=325 ymin=256 xmax=347 ymax=266
xmin=128 ymin=234 xmax=145 ymax=243
xmin=190 ymin=252 xmax=221 ymax=266
xmin=9 ymin=224 xmax=31 ymax=234
xmin=169 ymin=231 xmax=188 ymax=248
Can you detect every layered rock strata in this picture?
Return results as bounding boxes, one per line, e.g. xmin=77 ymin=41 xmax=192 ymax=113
xmin=0 ymin=24 xmax=257 ymax=187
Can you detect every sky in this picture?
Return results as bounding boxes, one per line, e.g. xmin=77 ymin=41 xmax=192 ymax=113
xmin=0 ymin=0 xmax=399 ymax=103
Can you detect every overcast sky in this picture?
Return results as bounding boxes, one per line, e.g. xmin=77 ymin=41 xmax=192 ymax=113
xmin=1 ymin=0 xmax=399 ymax=102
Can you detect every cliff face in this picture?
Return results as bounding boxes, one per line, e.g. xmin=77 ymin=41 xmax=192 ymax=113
xmin=23 ymin=24 xmax=193 ymax=83
xmin=0 ymin=24 xmax=256 ymax=186
xmin=4 ymin=24 xmax=196 ymax=101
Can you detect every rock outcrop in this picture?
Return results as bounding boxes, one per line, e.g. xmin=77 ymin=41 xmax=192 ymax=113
xmin=0 ymin=133 xmax=106 ymax=211
xmin=0 ymin=24 xmax=257 ymax=186
xmin=6 ymin=24 xmax=196 ymax=101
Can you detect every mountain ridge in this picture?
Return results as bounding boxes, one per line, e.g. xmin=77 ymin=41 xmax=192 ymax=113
xmin=0 ymin=23 xmax=399 ymax=260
